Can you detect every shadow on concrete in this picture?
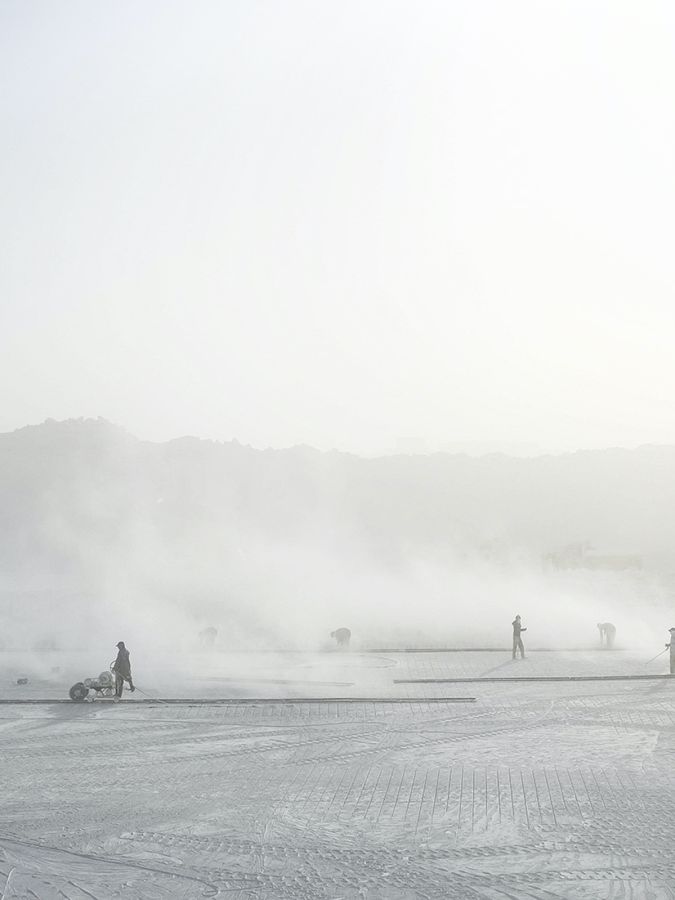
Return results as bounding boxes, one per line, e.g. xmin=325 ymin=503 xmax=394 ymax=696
xmin=479 ymin=658 xmax=520 ymax=677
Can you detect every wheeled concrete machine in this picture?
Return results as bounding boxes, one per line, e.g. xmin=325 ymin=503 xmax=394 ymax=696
xmin=69 ymin=662 xmax=118 ymax=702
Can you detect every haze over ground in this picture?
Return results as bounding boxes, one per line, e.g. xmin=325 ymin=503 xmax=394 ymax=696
xmin=3 ymin=9 xmax=675 ymax=895
xmin=1 ymin=418 xmax=673 ymax=654
xmin=2 ymin=1 xmax=675 ymax=456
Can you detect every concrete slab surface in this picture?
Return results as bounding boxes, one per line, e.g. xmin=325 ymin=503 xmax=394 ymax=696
xmin=1 ymin=650 xmax=674 ymax=897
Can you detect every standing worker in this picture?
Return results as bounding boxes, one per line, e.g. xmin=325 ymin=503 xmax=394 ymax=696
xmin=597 ymin=622 xmax=617 ymax=649
xmin=112 ymin=641 xmax=135 ymax=697
xmin=665 ymin=628 xmax=675 ymax=675
xmin=512 ymin=615 xmax=527 ymax=660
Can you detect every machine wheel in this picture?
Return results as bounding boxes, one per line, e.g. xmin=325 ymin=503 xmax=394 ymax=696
xmin=69 ymin=682 xmax=89 ymax=701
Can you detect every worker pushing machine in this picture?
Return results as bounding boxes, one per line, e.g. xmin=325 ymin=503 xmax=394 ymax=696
xmin=665 ymin=628 xmax=675 ymax=675
xmin=112 ymin=641 xmax=135 ymax=697
xmin=512 ymin=615 xmax=526 ymax=659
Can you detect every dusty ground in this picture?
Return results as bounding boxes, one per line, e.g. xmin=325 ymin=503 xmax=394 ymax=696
xmin=1 ymin=650 xmax=674 ymax=898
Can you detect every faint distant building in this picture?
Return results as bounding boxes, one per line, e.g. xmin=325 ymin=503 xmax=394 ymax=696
xmin=545 ymin=542 xmax=642 ymax=571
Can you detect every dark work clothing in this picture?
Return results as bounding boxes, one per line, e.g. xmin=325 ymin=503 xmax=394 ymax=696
xmin=512 ymin=620 xmax=525 ymax=659
xmin=115 ymin=672 xmax=130 ymax=697
xmin=332 ymin=628 xmax=351 ymax=647
xmin=113 ymin=647 xmax=133 ymax=696
xmin=113 ymin=648 xmax=131 ymax=677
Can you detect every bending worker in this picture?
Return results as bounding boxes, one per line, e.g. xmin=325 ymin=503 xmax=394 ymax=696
xmin=330 ymin=627 xmax=351 ymax=648
xmin=512 ymin=615 xmax=527 ymax=660
xmin=113 ymin=641 xmax=135 ymax=697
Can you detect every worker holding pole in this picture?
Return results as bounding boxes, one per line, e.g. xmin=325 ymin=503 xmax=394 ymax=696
xmin=113 ymin=641 xmax=135 ymax=697
xmin=665 ymin=628 xmax=675 ymax=675
xmin=512 ymin=615 xmax=526 ymax=660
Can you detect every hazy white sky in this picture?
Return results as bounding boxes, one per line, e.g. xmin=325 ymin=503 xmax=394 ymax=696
xmin=2 ymin=1 xmax=674 ymax=455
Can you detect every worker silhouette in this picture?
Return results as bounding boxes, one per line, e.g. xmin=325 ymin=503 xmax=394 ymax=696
xmin=597 ymin=622 xmax=616 ymax=649
xmin=512 ymin=615 xmax=526 ymax=659
xmin=112 ymin=641 xmax=135 ymax=697
xmin=666 ymin=628 xmax=675 ymax=675
xmin=331 ymin=628 xmax=351 ymax=648
xmin=199 ymin=626 xmax=218 ymax=648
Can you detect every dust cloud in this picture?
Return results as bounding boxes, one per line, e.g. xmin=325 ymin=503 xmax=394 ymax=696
xmin=1 ymin=421 xmax=672 ymax=684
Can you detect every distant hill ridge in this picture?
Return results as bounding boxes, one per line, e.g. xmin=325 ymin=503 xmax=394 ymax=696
xmin=1 ymin=418 xmax=674 ymax=577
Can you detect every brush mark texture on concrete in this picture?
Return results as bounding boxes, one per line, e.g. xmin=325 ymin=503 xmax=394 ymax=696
xmin=0 ymin=650 xmax=674 ymax=898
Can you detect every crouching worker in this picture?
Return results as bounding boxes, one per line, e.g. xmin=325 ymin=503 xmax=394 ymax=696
xmin=331 ymin=628 xmax=351 ymax=648
xmin=113 ymin=641 xmax=135 ymax=697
